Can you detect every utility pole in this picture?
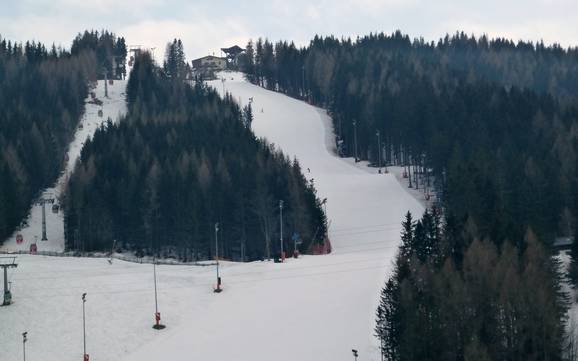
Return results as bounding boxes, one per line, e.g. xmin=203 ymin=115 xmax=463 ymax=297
xmin=22 ymin=332 xmax=27 ymax=361
xmin=82 ymin=293 xmax=88 ymax=361
xmin=153 ymin=259 xmax=158 ymax=320
xmin=408 ymin=160 xmax=413 ymax=188
xmin=383 ymin=142 xmax=388 ymax=173
xmin=214 ymin=223 xmax=222 ymax=292
xmin=104 ymin=66 xmax=108 ymax=98
xmin=353 ymin=120 xmax=358 ymax=162
xmin=1 ymin=257 xmax=17 ymax=306
xmin=152 ymin=257 xmax=166 ymax=328
xmin=376 ymin=130 xmax=382 ymax=173
xmin=41 ymin=200 xmax=47 ymax=241
xmin=108 ymin=239 xmax=116 ymax=265
xmin=279 ymin=200 xmax=284 ymax=262
xmin=301 ymin=65 xmax=305 ymax=99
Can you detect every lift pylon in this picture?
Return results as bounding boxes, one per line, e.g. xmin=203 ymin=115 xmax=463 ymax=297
xmin=0 ymin=256 xmax=18 ymax=306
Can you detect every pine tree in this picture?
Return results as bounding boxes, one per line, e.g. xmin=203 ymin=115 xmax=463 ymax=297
xmin=375 ymin=278 xmax=400 ymax=361
xmin=241 ymin=40 xmax=255 ymax=82
xmin=242 ymin=103 xmax=253 ymax=128
xmin=400 ymin=211 xmax=414 ymax=261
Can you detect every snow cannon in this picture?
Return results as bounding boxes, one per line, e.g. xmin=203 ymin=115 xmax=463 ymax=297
xmin=214 ymin=277 xmax=223 ymax=293
xmin=153 ymin=312 xmax=166 ymax=330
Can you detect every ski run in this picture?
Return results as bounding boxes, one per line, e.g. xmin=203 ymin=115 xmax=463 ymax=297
xmin=1 ymin=72 xmax=424 ymax=361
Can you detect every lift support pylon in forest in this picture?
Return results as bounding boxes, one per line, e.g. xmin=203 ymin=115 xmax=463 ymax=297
xmin=1 ymin=256 xmax=18 ymax=306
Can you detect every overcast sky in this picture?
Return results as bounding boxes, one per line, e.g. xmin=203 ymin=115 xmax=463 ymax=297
xmin=1 ymin=0 xmax=577 ymax=62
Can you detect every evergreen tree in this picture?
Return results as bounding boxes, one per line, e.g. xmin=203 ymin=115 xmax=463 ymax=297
xmin=376 ymin=277 xmax=401 ymax=361
xmin=163 ymin=38 xmax=187 ymax=79
xmin=240 ymin=39 xmax=255 ymax=82
xmin=376 ymin=213 xmax=568 ymax=361
xmin=399 ymin=211 xmax=414 ymax=271
xmin=71 ymin=30 xmax=126 ymax=79
xmin=242 ymin=103 xmax=253 ymax=128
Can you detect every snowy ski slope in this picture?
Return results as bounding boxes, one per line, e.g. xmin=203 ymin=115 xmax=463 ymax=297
xmin=1 ymin=73 xmax=423 ymax=361
xmin=0 ymin=79 xmax=127 ymax=253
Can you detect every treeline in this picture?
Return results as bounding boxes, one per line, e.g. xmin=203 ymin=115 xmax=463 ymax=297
xmin=239 ymin=31 xmax=578 ymax=359
xmin=0 ymin=35 xmax=95 ymax=242
xmin=242 ymin=32 xmax=578 ymax=103
xmin=63 ymin=51 xmax=327 ymax=261
xmin=163 ymin=38 xmax=190 ymax=79
xmin=241 ymin=31 xmax=578 ymax=245
xmin=376 ymin=211 xmax=568 ymax=361
xmin=71 ymin=30 xmax=127 ymax=79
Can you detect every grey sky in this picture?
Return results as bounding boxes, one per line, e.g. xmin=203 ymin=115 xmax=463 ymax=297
xmin=1 ymin=0 xmax=577 ymax=62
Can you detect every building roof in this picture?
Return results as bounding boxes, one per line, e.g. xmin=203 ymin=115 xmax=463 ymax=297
xmin=192 ymin=55 xmax=226 ymax=62
xmin=221 ymin=45 xmax=245 ymax=55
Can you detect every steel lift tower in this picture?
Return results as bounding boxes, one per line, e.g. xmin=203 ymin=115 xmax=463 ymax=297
xmin=1 ymin=256 xmax=17 ymax=306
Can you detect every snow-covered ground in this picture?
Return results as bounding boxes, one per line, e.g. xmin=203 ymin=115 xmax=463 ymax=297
xmin=1 ymin=72 xmax=423 ymax=361
xmin=0 ymin=79 xmax=127 ymax=253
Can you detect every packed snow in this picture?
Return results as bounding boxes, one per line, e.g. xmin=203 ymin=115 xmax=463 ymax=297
xmin=0 ymin=79 xmax=127 ymax=253
xmin=1 ymin=72 xmax=423 ymax=361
